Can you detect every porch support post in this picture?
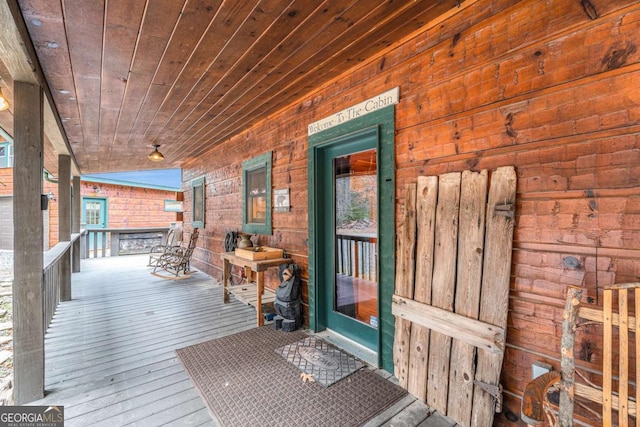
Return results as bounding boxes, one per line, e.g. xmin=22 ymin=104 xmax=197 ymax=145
xmin=12 ymin=81 xmax=45 ymax=404
xmin=59 ymin=154 xmax=72 ymax=301
xmin=72 ymin=175 xmax=81 ymax=272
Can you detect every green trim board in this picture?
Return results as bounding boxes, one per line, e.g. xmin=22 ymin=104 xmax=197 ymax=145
xmin=242 ymin=151 xmax=272 ymax=235
xmin=308 ymin=105 xmax=395 ymax=372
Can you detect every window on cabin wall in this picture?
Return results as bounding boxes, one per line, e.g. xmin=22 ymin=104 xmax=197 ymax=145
xmin=191 ymin=177 xmax=205 ymax=229
xmin=242 ymin=151 xmax=272 ymax=235
xmin=0 ymin=142 xmax=13 ymax=168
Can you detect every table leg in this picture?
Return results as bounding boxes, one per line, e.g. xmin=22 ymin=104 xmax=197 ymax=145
xmin=223 ymin=258 xmax=230 ymax=303
xmin=256 ymin=271 xmax=264 ymax=327
xmin=244 ymin=266 xmax=252 ymax=284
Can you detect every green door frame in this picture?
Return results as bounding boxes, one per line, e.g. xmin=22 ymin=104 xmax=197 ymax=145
xmin=82 ymin=197 xmax=108 ymax=250
xmin=308 ymin=105 xmax=395 ymax=371
xmin=318 ymin=128 xmax=379 ymax=350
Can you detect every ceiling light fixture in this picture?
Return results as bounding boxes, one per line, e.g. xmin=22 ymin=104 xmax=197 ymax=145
xmin=0 ymin=88 xmax=9 ymax=111
xmin=148 ymin=144 xmax=165 ymax=162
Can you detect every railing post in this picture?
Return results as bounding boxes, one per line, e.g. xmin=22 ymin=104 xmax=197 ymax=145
xmin=102 ymin=231 xmax=108 ymax=257
xmin=80 ymin=229 xmax=87 ymax=259
xmin=59 ymin=154 xmax=72 ymax=302
xmin=72 ymin=176 xmax=81 ymax=272
xmin=72 ymin=239 xmax=81 ymax=268
xmin=110 ymin=230 xmax=120 ymax=257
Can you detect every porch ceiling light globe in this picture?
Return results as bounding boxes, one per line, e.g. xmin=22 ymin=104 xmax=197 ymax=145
xmin=0 ymin=88 xmax=9 ymax=111
xmin=148 ymin=144 xmax=165 ymax=162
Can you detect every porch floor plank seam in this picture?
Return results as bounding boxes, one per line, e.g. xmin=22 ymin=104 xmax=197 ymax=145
xmin=31 ymin=255 xmax=439 ymax=426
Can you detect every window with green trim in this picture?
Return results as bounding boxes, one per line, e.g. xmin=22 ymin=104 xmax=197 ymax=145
xmin=242 ymin=151 xmax=272 ymax=235
xmin=192 ymin=177 xmax=205 ymax=229
xmin=0 ymin=142 xmax=13 ymax=168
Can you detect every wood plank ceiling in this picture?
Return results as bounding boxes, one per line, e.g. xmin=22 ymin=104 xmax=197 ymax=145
xmin=9 ymin=0 xmax=460 ymax=174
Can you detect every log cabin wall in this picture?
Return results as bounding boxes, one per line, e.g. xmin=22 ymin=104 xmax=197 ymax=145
xmin=183 ymin=0 xmax=640 ymax=422
xmin=0 ymin=168 xmax=12 ymax=196
xmin=45 ymin=181 xmax=178 ymax=246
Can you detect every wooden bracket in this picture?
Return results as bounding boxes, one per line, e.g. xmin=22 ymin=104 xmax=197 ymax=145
xmin=474 ymin=380 xmax=504 ymax=413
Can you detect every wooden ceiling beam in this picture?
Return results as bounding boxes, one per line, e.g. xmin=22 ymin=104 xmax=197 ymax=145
xmin=1 ymin=0 xmax=81 ymax=176
xmin=19 ymin=3 xmax=87 ymax=167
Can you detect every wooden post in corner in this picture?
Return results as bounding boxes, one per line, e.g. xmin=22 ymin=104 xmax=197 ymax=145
xmin=12 ymin=81 xmax=45 ymax=404
xmin=393 ymin=183 xmax=417 ymax=388
xmin=559 ymin=286 xmax=583 ymax=426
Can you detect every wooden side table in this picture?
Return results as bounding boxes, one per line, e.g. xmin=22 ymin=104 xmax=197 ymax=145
xmin=221 ymin=252 xmax=290 ymax=326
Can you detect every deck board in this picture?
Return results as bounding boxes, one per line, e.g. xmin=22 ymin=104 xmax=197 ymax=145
xmin=29 ymin=255 xmax=452 ymax=426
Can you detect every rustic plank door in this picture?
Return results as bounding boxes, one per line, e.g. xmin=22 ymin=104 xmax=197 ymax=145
xmin=392 ymin=166 xmax=516 ymax=427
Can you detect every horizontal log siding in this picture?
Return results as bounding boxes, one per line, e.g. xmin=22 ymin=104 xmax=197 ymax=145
xmin=45 ymin=181 xmax=178 ymax=246
xmin=184 ymin=0 xmax=640 ymax=422
xmin=0 ymin=168 xmax=12 ymax=196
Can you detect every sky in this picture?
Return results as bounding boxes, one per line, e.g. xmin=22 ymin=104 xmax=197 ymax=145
xmin=82 ymin=168 xmax=182 ymax=190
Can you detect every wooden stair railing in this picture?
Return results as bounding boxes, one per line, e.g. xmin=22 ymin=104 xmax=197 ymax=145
xmin=522 ymin=283 xmax=640 ymax=426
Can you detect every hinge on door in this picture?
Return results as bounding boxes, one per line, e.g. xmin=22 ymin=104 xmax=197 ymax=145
xmin=494 ymin=203 xmax=514 ymax=218
xmin=474 ymin=380 xmax=503 ymax=413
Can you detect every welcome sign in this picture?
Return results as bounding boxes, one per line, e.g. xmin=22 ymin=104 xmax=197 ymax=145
xmin=308 ymin=87 xmax=399 ymax=136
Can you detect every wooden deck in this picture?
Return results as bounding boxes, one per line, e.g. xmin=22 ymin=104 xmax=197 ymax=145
xmin=31 ymin=255 xmax=456 ymax=427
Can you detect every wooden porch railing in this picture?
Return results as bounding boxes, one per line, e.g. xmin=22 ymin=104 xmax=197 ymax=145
xmin=42 ymin=232 xmax=82 ymax=331
xmin=41 ymin=227 xmax=169 ymax=332
xmin=81 ymin=227 xmax=169 ymax=258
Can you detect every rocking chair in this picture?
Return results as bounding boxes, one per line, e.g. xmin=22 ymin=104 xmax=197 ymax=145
xmin=148 ymin=222 xmax=183 ymax=267
xmin=151 ymin=228 xmax=199 ymax=279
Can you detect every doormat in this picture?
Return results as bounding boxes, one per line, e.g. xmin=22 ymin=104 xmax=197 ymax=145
xmin=176 ymin=326 xmax=407 ymax=427
xmin=275 ymin=336 xmax=363 ymax=387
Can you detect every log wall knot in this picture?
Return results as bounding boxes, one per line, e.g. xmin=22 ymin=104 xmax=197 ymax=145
xmin=602 ymin=41 xmax=637 ymax=71
xmin=505 ymin=112 xmax=517 ymax=138
xmin=580 ymin=0 xmax=598 ymax=20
